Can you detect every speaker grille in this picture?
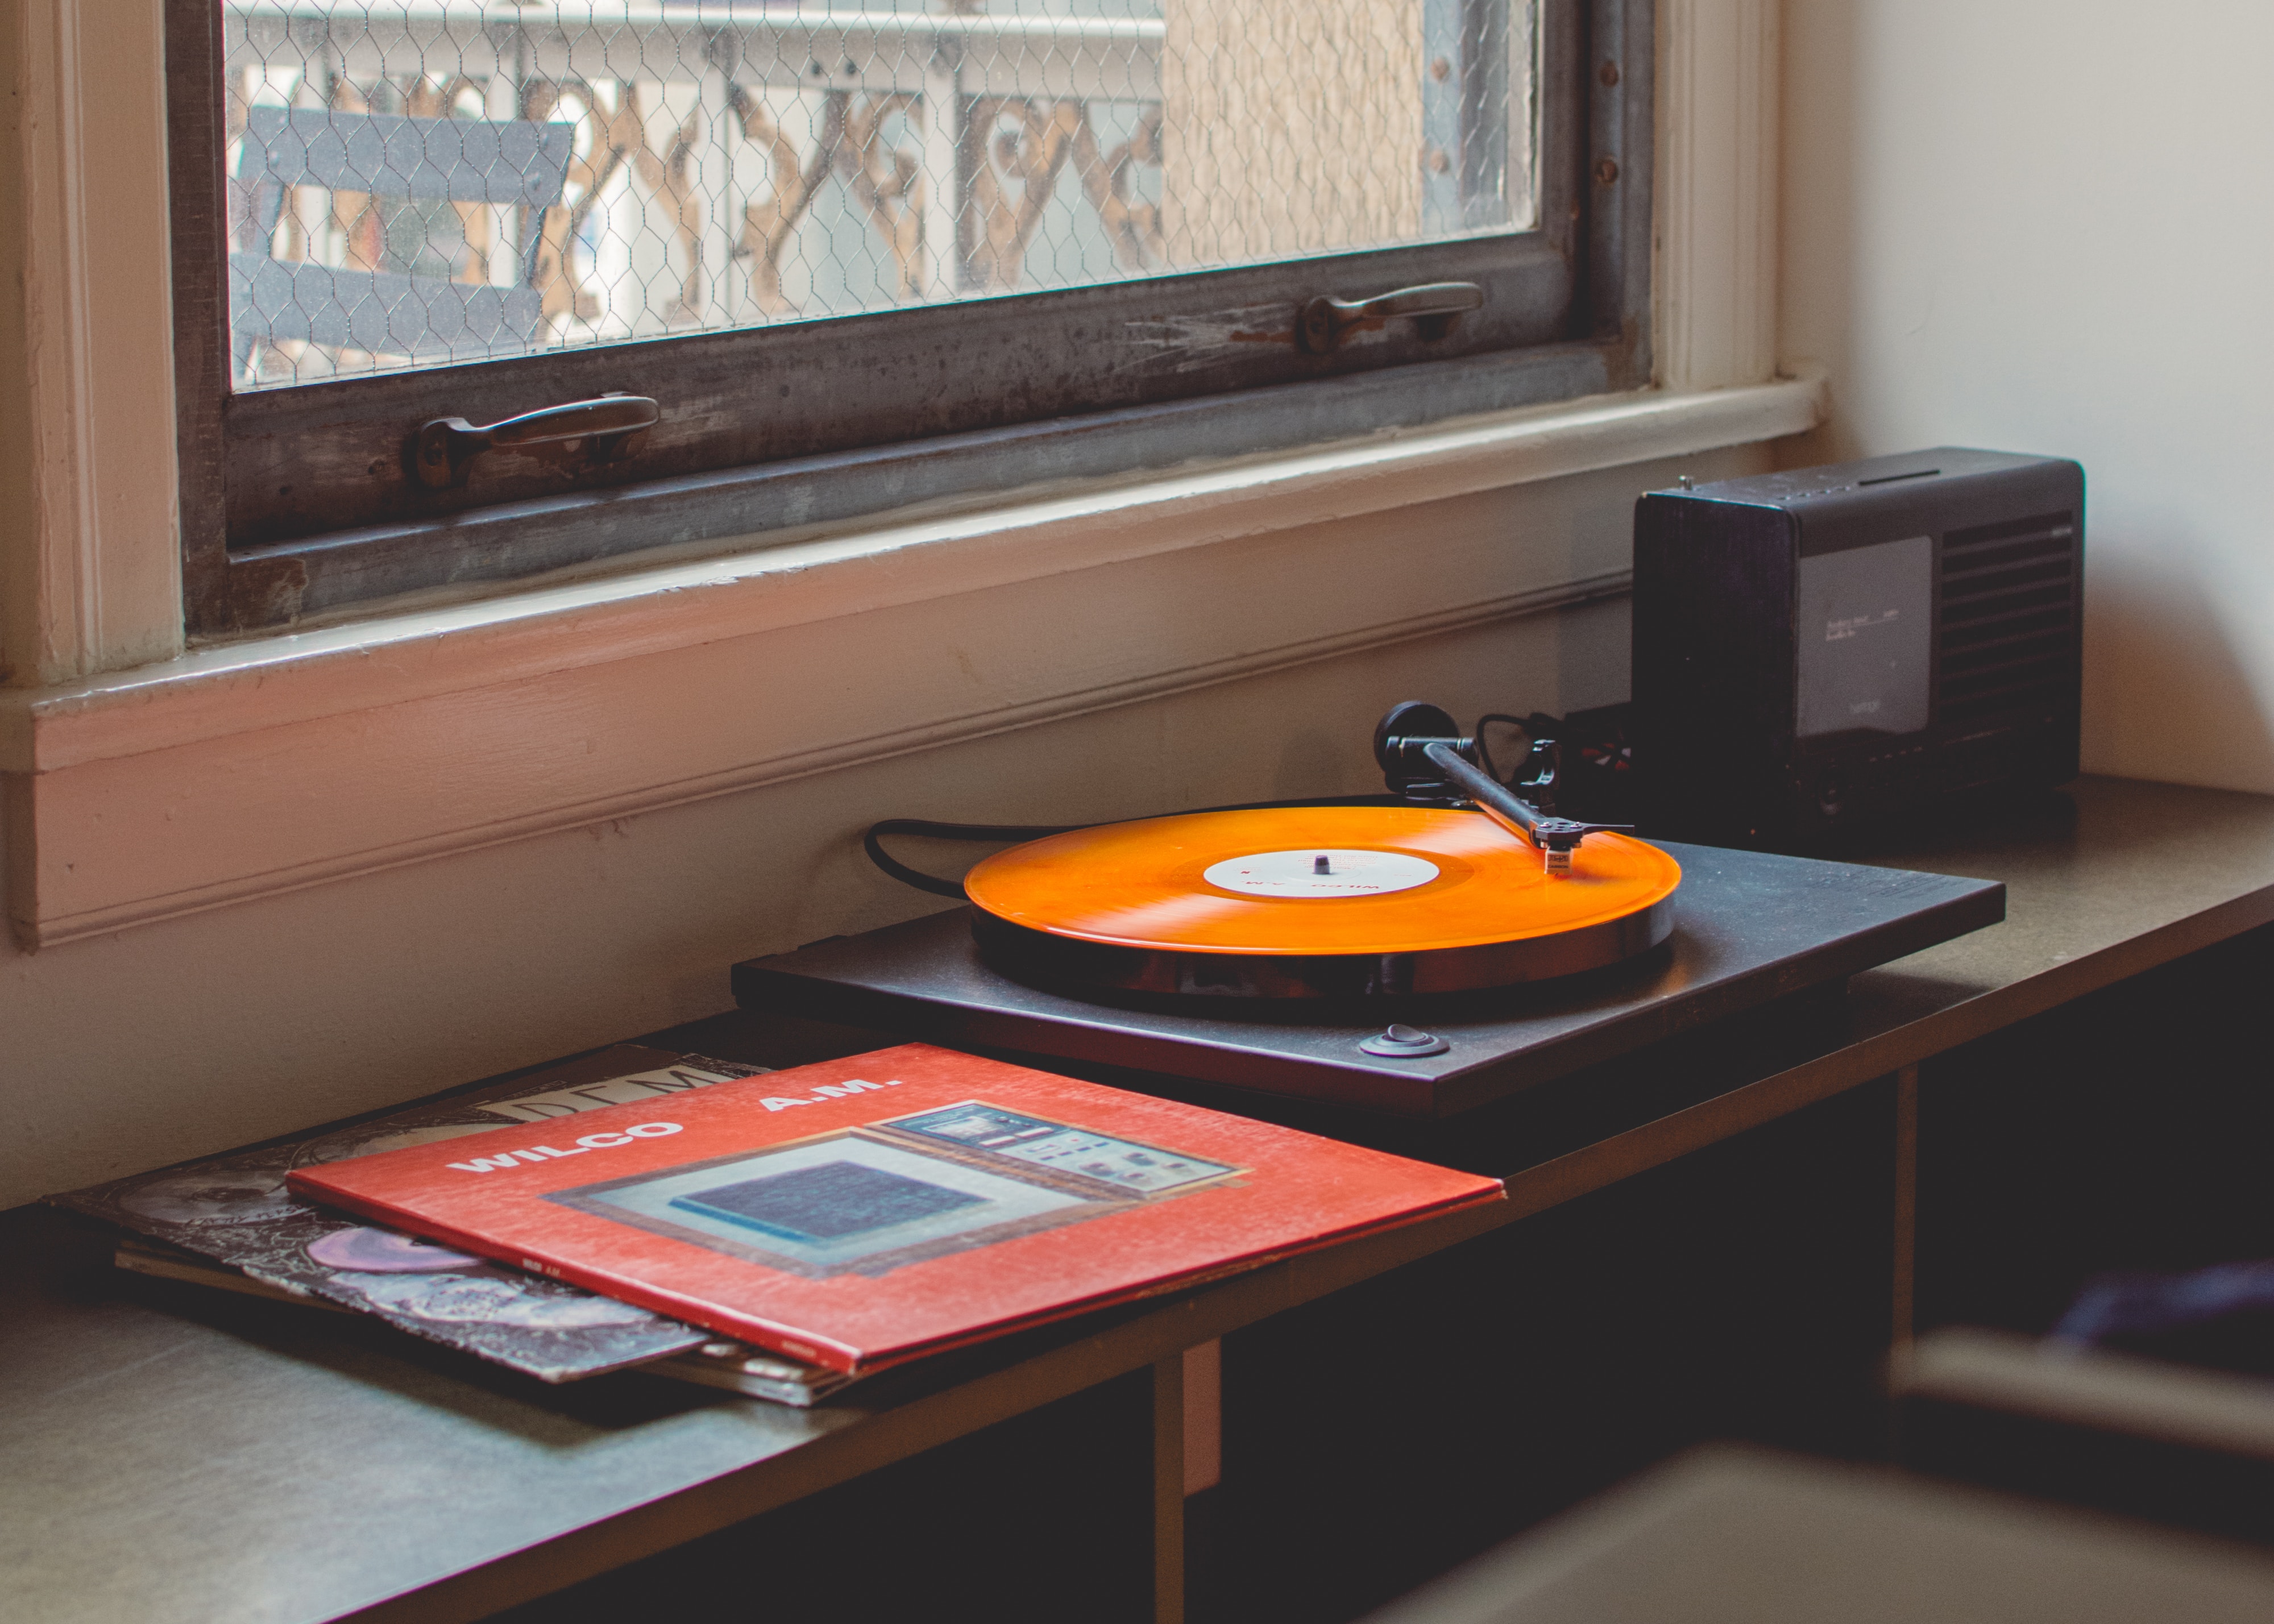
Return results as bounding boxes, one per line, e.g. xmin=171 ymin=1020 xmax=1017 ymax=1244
xmin=1937 ymin=512 xmax=2078 ymax=724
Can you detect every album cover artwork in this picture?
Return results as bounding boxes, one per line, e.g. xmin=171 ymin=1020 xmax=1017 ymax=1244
xmin=288 ymin=1043 xmax=1505 ymax=1374
xmin=110 ymin=1235 xmax=856 ymax=1406
xmin=51 ymin=1046 xmax=767 ymax=1382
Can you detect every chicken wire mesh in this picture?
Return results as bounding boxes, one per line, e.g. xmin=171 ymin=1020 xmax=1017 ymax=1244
xmin=221 ymin=1 xmax=1537 ymax=389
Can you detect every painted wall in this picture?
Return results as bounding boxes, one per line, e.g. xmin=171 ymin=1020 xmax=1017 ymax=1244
xmin=0 ymin=448 xmax=1765 ymax=1207
xmin=1779 ymin=1 xmax=2274 ymax=790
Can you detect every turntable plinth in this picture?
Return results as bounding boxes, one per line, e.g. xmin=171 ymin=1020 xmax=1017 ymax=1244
xmin=735 ymin=841 xmax=2005 ymax=1118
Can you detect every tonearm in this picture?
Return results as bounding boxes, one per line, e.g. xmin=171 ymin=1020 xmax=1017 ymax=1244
xmin=1373 ymin=702 xmax=1633 ymax=876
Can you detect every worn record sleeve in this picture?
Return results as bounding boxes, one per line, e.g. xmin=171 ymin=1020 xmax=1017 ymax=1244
xmin=51 ymin=1046 xmax=767 ymax=1382
xmin=110 ymin=1235 xmax=857 ymax=1407
xmin=288 ymin=1042 xmax=1506 ymax=1374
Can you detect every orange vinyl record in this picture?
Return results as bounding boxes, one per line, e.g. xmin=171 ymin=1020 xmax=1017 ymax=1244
xmin=964 ymin=806 xmax=1680 ymax=999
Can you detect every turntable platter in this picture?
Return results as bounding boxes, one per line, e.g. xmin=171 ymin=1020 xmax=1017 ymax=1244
xmin=962 ymin=806 xmax=1680 ymax=998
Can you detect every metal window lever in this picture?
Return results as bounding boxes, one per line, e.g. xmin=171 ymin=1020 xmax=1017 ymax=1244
xmin=412 ymin=393 xmax=660 ymax=489
xmin=1373 ymin=701 xmax=1632 ymax=876
xmin=1297 ymin=281 xmax=1484 ymax=353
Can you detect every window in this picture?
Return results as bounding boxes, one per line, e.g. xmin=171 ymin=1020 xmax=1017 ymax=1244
xmin=169 ymin=1 xmax=1651 ymax=634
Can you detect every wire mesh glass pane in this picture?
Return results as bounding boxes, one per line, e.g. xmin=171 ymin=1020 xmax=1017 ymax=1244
xmin=221 ymin=1 xmax=1539 ymax=389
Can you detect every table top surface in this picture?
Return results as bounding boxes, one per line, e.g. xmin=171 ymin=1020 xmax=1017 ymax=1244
xmin=1821 ymin=774 xmax=2274 ymax=1078
xmin=10 ymin=775 xmax=2274 ymax=1624
xmin=733 ymin=840 xmax=2005 ymax=1117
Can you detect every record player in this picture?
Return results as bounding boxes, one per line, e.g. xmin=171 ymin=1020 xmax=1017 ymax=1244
xmin=733 ymin=704 xmax=2005 ymax=1118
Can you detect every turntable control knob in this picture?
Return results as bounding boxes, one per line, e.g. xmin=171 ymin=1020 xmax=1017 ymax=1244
xmin=1359 ymin=1024 xmax=1451 ymax=1058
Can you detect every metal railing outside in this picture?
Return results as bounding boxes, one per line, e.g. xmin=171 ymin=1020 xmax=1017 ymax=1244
xmin=221 ymin=1 xmax=1532 ymax=387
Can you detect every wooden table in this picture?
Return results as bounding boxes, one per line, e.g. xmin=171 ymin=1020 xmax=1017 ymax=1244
xmin=9 ymin=775 xmax=2274 ymax=1624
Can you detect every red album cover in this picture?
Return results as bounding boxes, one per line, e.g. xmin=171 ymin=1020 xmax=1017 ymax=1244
xmin=286 ymin=1043 xmax=1503 ymax=1373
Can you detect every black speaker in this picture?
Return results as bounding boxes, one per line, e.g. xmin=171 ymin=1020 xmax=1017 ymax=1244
xmin=1632 ymin=447 xmax=2083 ymax=845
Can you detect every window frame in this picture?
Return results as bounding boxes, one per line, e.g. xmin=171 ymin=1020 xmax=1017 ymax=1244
xmin=171 ymin=0 xmax=1654 ymax=636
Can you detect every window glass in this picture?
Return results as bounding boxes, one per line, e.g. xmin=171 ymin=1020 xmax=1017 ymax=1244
xmin=223 ymin=0 xmax=1538 ymax=389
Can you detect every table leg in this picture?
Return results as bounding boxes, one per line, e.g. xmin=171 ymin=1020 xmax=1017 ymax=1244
xmin=1893 ymin=1064 xmax=1919 ymax=1348
xmin=1153 ymin=1352 xmax=1186 ymax=1624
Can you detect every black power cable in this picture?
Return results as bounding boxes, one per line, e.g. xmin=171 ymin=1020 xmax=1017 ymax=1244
xmin=1473 ymin=711 xmax=1561 ymax=787
xmin=865 ymin=701 xmax=1596 ymax=898
xmin=862 ymin=820 xmax=1080 ymax=898
xmin=864 ymin=794 xmax=1407 ymax=898
xmin=866 ymin=693 xmax=1601 ymax=901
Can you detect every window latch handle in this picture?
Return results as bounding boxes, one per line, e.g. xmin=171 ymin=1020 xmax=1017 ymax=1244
xmin=412 ymin=393 xmax=661 ymax=489
xmin=1297 ymin=281 xmax=1484 ymax=354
